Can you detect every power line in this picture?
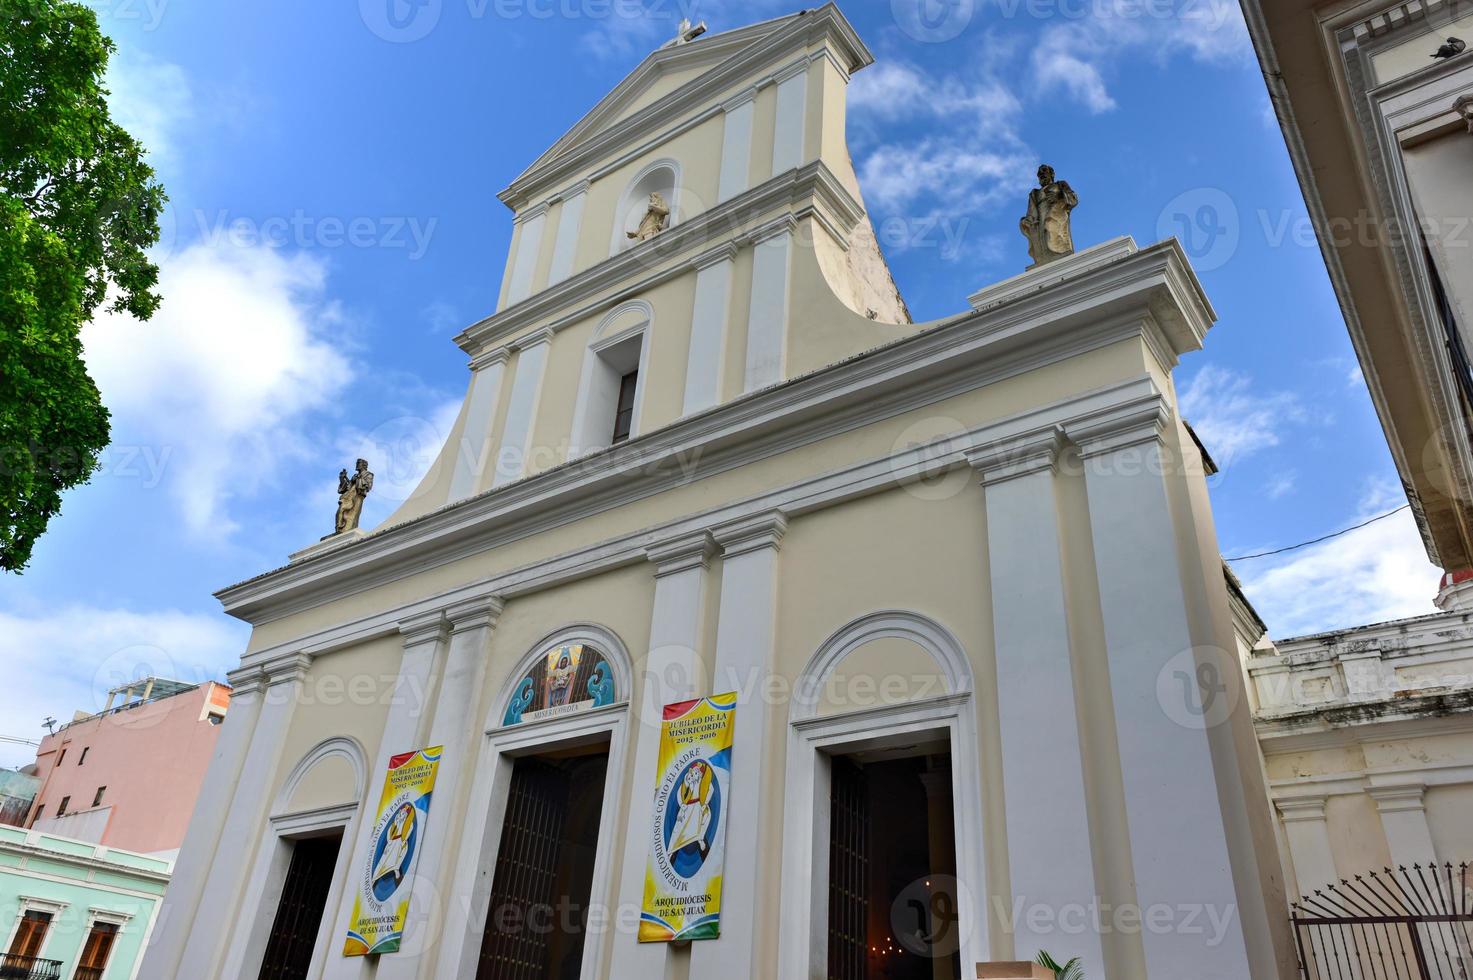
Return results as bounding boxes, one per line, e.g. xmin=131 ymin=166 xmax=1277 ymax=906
xmin=1224 ymin=504 xmax=1411 ymax=562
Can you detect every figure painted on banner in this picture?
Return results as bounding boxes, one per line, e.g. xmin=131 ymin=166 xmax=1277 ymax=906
xmin=668 ymin=760 xmax=714 ymax=864
xmin=587 ymin=661 xmax=615 ymax=706
xmin=504 ymin=677 xmax=536 ymax=726
xmin=547 ymin=647 xmax=578 ymax=707
xmin=371 ymin=802 xmax=416 ymax=899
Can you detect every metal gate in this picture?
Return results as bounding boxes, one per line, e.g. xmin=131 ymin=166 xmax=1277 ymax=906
xmin=1293 ymin=863 xmax=1472 ymax=979
xmin=828 ymin=756 xmax=869 ymax=980
xmin=257 ymin=833 xmax=344 ymax=980
xmin=477 ymin=757 xmax=571 ymax=980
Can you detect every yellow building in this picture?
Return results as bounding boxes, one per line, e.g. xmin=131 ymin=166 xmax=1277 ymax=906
xmin=145 ymin=7 xmax=1299 ymax=978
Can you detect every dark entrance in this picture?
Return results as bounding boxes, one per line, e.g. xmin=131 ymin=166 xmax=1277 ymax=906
xmin=828 ymin=742 xmax=961 ymax=980
xmin=476 ymin=744 xmax=610 ymax=980
xmin=257 ymin=831 xmax=344 ymax=980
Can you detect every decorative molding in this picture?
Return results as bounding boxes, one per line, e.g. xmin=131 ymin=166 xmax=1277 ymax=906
xmin=1369 ymin=783 xmax=1428 ymax=814
xmin=271 ymin=736 xmax=368 ymax=819
xmin=1275 ymin=796 xmax=1329 ymax=823
xmin=268 ymin=801 xmax=360 ymax=837
xmin=749 ymin=212 xmax=799 ymax=245
xmin=712 ymin=510 xmax=787 ymax=558
xmin=791 ymin=611 xmax=972 ymax=723
xmin=963 ymin=427 xmax=1067 ymax=486
xmin=512 ymin=200 xmax=549 ymax=224
xmin=645 ymin=529 xmax=716 ymax=577
xmin=396 ymin=609 xmax=449 ymax=648
xmin=1066 ymin=396 xmax=1172 ymax=459
xmin=219 ymin=375 xmax=1173 ymax=639
xmin=499 ymin=6 xmax=871 ymax=211
xmin=721 ymin=85 xmax=758 ymax=112
xmin=446 ymin=596 xmax=505 ymax=634
xmin=510 ymin=327 xmax=554 ymax=351
xmin=1457 ymin=93 xmax=1473 ymax=133
xmin=692 ymin=241 xmax=740 ymax=270
xmin=461 ymin=161 xmax=864 ymax=356
xmin=469 ymin=346 xmax=512 ymax=371
xmin=262 ymin=652 xmax=312 ymax=687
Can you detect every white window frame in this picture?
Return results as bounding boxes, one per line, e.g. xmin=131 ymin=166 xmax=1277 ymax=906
xmin=569 ymin=301 xmax=652 ymax=456
xmin=70 ymin=907 xmax=133 ymax=980
xmin=219 ymin=736 xmax=367 ymax=980
xmin=434 ymin=624 xmax=633 ymax=980
xmin=776 ymin=611 xmax=991 ymax=978
xmin=3 ymin=896 xmax=68 ymax=963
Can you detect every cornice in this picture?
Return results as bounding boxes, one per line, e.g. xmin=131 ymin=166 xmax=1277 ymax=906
xmin=645 ymin=529 xmax=716 ymax=578
xmin=397 ymin=609 xmax=449 ymax=648
xmin=1275 ymin=796 xmax=1329 ymax=822
xmin=963 ymin=427 xmax=1068 ymax=486
xmin=1066 ymin=397 xmax=1172 ymax=460
xmin=712 ymin=510 xmax=788 ymax=557
xmin=459 ymin=161 xmax=862 ymax=357
xmin=499 ymin=4 xmax=871 ymax=212
xmin=446 ymin=596 xmax=505 ymax=634
xmin=218 ymin=242 xmax=1203 ymax=627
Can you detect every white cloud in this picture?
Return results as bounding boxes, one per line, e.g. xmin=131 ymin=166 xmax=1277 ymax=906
xmin=848 ymin=59 xmax=1035 ymax=225
xmin=1027 ymin=0 xmax=1251 ymax=114
xmin=1236 ymin=486 xmax=1440 ymax=638
xmin=1179 ymin=365 xmax=1309 ymax=466
xmin=1266 ymin=471 xmax=1296 ymax=499
xmin=104 ymin=51 xmax=192 ymax=167
xmin=0 ymin=603 xmax=246 ymax=769
xmin=82 ymin=242 xmax=355 ymax=538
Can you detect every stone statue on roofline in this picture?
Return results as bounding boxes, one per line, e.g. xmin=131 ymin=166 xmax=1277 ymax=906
xmin=1019 ymin=163 xmax=1078 ymax=268
xmin=627 ymin=192 xmax=670 ymax=243
xmin=334 ymin=458 xmax=373 ymax=535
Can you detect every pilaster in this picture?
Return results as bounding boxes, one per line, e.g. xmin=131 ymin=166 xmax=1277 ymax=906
xmin=691 ymin=510 xmax=786 ymax=980
xmin=610 ymin=530 xmax=715 ymax=979
xmin=966 ymin=429 xmax=1105 ymax=972
xmin=1275 ymin=796 xmax=1338 ymax=896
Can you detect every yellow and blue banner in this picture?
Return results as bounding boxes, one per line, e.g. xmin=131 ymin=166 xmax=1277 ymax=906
xmin=638 ymin=693 xmax=737 ymax=943
xmin=343 ymin=745 xmax=442 ymax=956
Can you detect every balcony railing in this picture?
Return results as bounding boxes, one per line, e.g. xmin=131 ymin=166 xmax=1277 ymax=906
xmin=0 ymin=953 xmax=63 ymax=980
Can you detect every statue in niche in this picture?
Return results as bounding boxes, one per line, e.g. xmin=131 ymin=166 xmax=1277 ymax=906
xmin=1019 ymin=164 xmax=1078 ymax=268
xmin=626 ymin=191 xmax=670 ymax=243
xmin=334 ymin=458 xmax=374 ymax=534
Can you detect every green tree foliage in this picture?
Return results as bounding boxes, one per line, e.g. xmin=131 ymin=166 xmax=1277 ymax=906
xmin=0 ymin=0 xmax=165 ymax=571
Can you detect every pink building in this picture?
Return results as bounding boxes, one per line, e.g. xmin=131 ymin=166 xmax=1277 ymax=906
xmin=25 ymin=678 xmax=231 ymax=856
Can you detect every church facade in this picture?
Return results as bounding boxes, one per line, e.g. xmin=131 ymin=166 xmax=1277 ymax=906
xmin=142 ymin=7 xmax=1298 ymax=978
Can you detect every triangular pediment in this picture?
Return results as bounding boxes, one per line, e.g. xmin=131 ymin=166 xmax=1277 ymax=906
xmin=515 ymin=12 xmax=805 ymax=188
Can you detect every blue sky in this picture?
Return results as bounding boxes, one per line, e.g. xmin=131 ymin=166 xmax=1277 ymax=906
xmin=0 ymin=0 xmax=1442 ymax=763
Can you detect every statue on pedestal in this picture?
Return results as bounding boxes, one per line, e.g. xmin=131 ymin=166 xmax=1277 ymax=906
xmin=626 ymin=192 xmax=670 ymax=243
xmin=334 ymin=458 xmax=374 ymax=534
xmin=1019 ymin=164 xmax=1078 ymax=268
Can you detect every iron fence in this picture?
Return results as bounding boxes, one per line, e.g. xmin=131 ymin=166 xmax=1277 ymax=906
xmin=0 ymin=954 xmax=63 ymax=980
xmin=1293 ymin=863 xmax=1472 ymax=979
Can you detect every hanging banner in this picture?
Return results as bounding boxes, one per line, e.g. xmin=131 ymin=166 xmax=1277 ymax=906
xmin=343 ymin=746 xmax=442 ymax=956
xmin=638 ymin=693 xmax=737 ymax=943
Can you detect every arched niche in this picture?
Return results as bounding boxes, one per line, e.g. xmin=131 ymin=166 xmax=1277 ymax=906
xmin=493 ymin=623 xmax=633 ymax=729
xmin=274 ymin=735 xmax=369 ymax=817
xmin=609 ymin=158 xmax=681 ymax=255
xmin=792 ymin=610 xmax=973 ymax=722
